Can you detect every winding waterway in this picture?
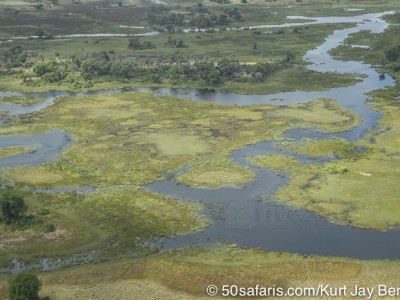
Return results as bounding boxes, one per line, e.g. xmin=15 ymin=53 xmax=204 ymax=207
xmin=1 ymin=11 xmax=399 ymax=271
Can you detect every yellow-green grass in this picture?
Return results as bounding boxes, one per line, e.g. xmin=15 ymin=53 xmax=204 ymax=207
xmin=250 ymin=154 xmax=299 ymax=172
xmin=0 ymin=96 xmax=44 ymax=106
xmin=0 ymin=93 xmax=358 ymax=188
xmin=176 ymin=159 xmax=255 ymax=188
xmin=1 ymin=244 xmax=400 ymax=300
xmin=287 ymin=139 xmax=353 ymax=158
xmin=272 ymin=98 xmax=361 ymax=132
xmin=145 ymin=132 xmax=212 ymax=156
xmin=0 ymin=146 xmax=30 ymax=159
xmin=276 ymin=96 xmax=400 ymax=231
xmin=223 ymin=68 xmax=359 ymax=95
xmin=0 ymin=187 xmax=206 ymax=266
xmin=0 ymin=69 xmax=358 ymax=97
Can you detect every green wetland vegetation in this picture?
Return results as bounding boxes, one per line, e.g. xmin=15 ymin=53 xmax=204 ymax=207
xmin=0 ymin=0 xmax=400 ymax=299
xmin=176 ymin=159 xmax=255 ymax=188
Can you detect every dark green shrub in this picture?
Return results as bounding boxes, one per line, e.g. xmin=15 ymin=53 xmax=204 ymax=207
xmin=8 ymin=271 xmax=42 ymax=300
xmin=43 ymin=223 xmax=56 ymax=233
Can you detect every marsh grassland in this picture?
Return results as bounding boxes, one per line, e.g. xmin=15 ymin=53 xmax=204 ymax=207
xmin=0 ymin=147 xmax=31 ymax=159
xmin=0 ymin=0 xmax=400 ymax=299
xmin=4 ymin=245 xmax=400 ymax=300
xmin=275 ymin=95 xmax=400 ymax=231
xmin=0 ymin=94 xmax=358 ymax=187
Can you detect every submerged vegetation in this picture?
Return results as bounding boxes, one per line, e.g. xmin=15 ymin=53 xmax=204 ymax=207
xmin=0 ymin=96 xmax=44 ymax=106
xmin=0 ymin=147 xmax=30 ymax=159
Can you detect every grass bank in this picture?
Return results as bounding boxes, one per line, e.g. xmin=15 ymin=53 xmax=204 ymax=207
xmin=176 ymin=159 xmax=255 ymax=189
xmin=0 ymin=146 xmax=31 ymax=159
xmin=249 ymin=154 xmax=299 ymax=172
xmin=1 ymin=244 xmax=400 ymax=299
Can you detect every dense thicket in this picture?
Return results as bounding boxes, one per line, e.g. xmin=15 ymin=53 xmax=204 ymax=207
xmin=21 ymin=50 xmax=294 ymax=87
xmin=0 ymin=46 xmax=36 ymax=74
xmin=146 ymin=4 xmax=243 ymax=28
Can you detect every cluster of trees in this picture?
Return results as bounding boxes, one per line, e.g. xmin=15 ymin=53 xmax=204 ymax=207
xmin=146 ymin=6 xmax=184 ymax=26
xmin=164 ymin=37 xmax=186 ymax=48
xmin=128 ymin=37 xmax=156 ymax=50
xmin=190 ymin=3 xmax=209 ymax=14
xmin=224 ymin=7 xmax=242 ymax=21
xmin=188 ymin=14 xmax=231 ymax=27
xmin=385 ymin=45 xmax=400 ymax=62
xmin=24 ymin=50 xmax=294 ymax=87
xmin=78 ymin=52 xmax=112 ymax=79
xmin=0 ymin=191 xmax=27 ymax=224
xmin=0 ymin=190 xmax=56 ymax=232
xmin=210 ymin=0 xmax=231 ymax=4
xmin=146 ymin=4 xmax=243 ymax=29
xmin=34 ymin=30 xmax=54 ymax=40
xmin=33 ymin=60 xmax=66 ymax=83
xmin=384 ymin=45 xmax=400 ymax=72
xmin=0 ymin=46 xmax=34 ymax=69
xmin=1 ymin=190 xmax=47 ymax=299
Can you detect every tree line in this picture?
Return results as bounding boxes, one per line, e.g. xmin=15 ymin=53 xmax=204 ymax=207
xmin=22 ymin=50 xmax=295 ymax=88
xmin=146 ymin=4 xmax=243 ymax=29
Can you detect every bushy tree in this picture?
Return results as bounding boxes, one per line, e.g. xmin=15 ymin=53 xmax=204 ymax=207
xmin=80 ymin=52 xmax=111 ymax=79
xmin=385 ymin=45 xmax=400 ymax=62
xmin=0 ymin=46 xmax=30 ymax=68
xmin=8 ymin=271 xmax=42 ymax=300
xmin=128 ymin=37 xmax=142 ymax=49
xmin=285 ymin=51 xmax=296 ymax=63
xmin=128 ymin=37 xmax=155 ymax=50
xmin=33 ymin=61 xmax=65 ymax=83
xmin=0 ymin=191 xmax=27 ymax=224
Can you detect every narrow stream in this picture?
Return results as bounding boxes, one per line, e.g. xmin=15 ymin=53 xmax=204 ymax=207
xmin=0 ymin=11 xmax=399 ymax=272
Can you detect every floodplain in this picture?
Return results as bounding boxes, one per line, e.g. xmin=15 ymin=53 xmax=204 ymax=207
xmin=0 ymin=0 xmax=400 ymax=299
